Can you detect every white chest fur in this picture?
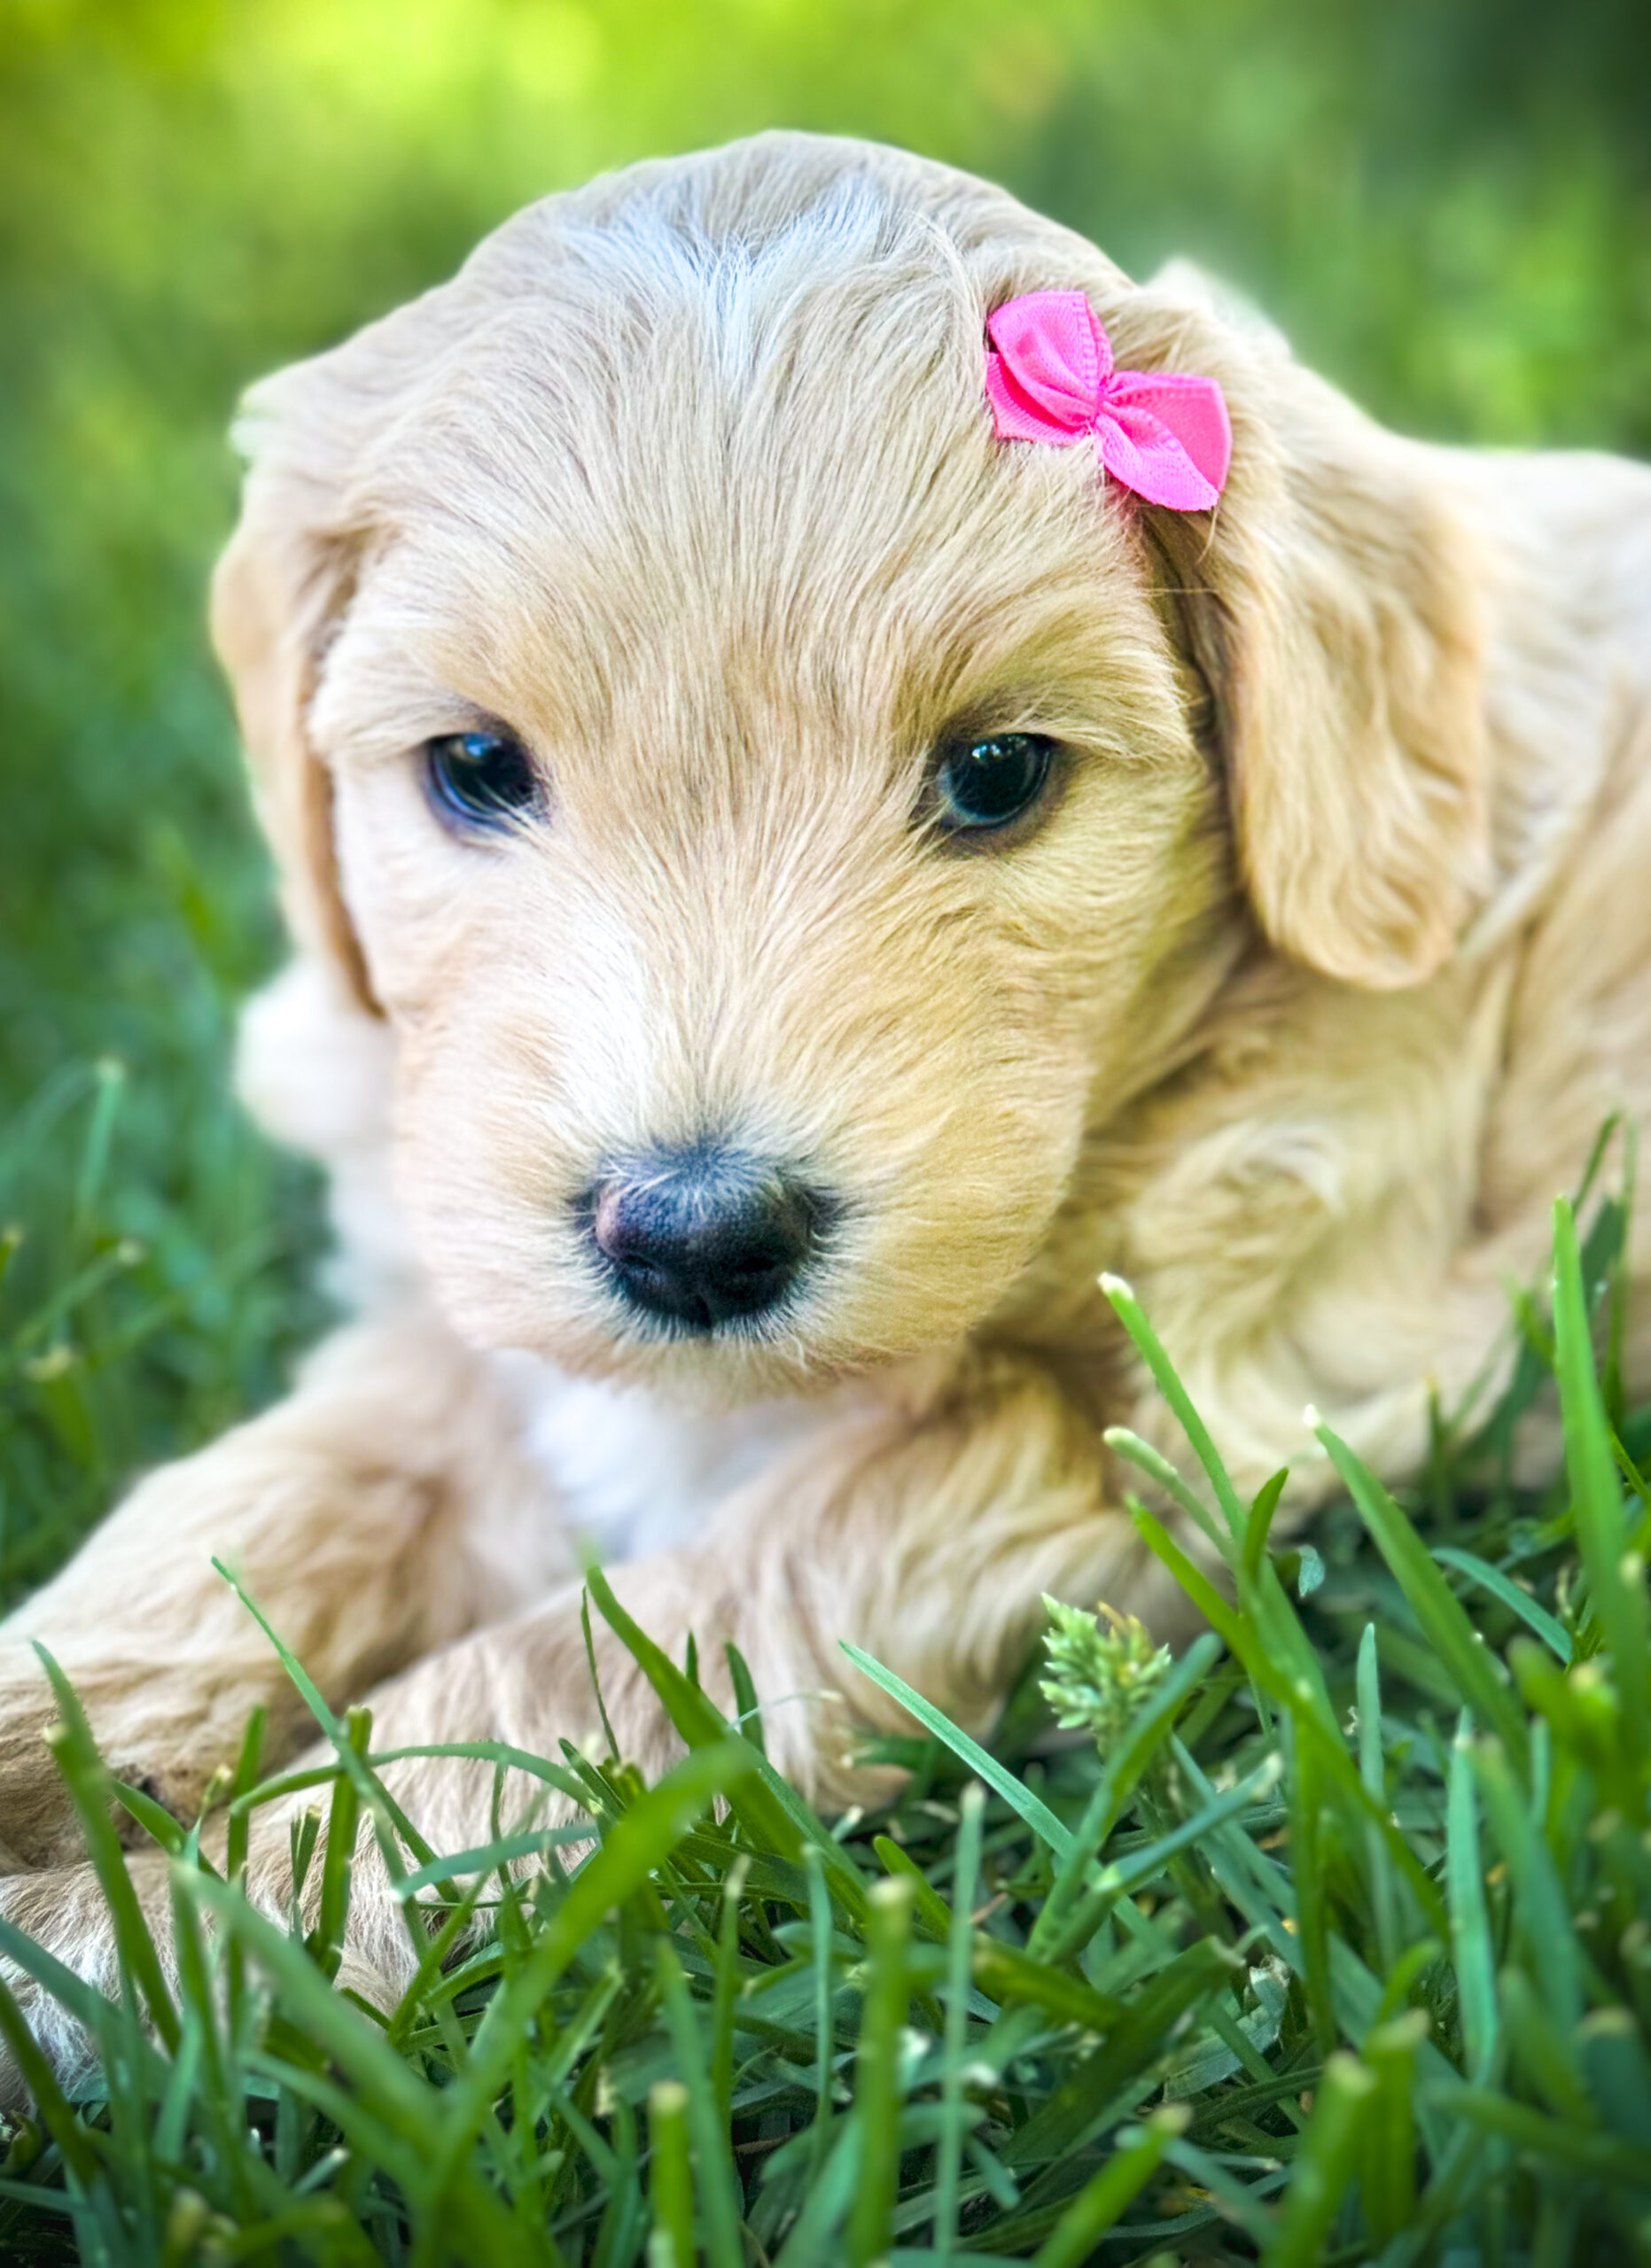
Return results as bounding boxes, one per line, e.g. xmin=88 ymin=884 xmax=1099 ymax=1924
xmin=494 ymin=1354 xmax=851 ymax=1563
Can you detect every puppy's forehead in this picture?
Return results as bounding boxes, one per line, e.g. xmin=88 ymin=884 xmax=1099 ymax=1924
xmin=354 ymin=195 xmax=1143 ymax=733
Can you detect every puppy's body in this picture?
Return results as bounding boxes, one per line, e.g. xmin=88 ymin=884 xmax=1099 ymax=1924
xmin=4 ymin=135 xmax=1650 ymax=2070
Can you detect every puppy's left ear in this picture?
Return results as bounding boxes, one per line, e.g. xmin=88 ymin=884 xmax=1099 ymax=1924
xmin=209 ymin=330 xmax=399 ymax=1016
xmin=1143 ymin=304 xmax=1491 ymax=990
xmin=213 ymin=498 xmax=377 ymax=1011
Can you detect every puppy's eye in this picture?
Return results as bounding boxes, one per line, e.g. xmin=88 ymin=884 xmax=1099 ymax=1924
xmin=424 ymin=731 xmax=540 ymax=831
xmin=934 ymin=731 xmax=1055 ymax=835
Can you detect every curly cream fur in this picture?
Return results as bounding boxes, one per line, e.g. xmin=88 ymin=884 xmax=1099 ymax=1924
xmin=4 ymin=133 xmax=1651 ymax=2080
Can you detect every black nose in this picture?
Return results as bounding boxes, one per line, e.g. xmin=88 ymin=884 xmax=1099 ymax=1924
xmin=586 ymin=1147 xmax=827 ymax=1330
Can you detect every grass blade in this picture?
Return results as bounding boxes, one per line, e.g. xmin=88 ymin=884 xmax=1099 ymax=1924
xmin=1552 ymin=1196 xmax=1649 ymax=1762
xmin=1101 ymin=1425 xmax=1227 ymax=1551
xmin=657 ymin=1937 xmax=745 ymax=2268
xmin=588 ymin=1561 xmax=870 ymax=1919
xmin=648 ymin=2080 xmax=694 ymax=2268
xmin=1471 ymin=1736 xmax=1583 ymax=2034
xmin=839 ymin=1641 xmax=1072 ymax=1860
xmin=1101 ymin=1273 xmax=1246 ymax=1538
xmin=1030 ymin=2105 xmax=1188 ymax=2266
xmin=711 ymin=1855 xmax=748 ymax=2131
xmin=1355 ymin=1623 xmax=1398 ymax=1978
xmin=725 ymin=1640 xmax=767 ymax=1755
xmin=1002 ymin=1936 xmax=1234 ymax=2167
xmin=1446 ymin=1715 xmax=1498 ymax=2081
xmin=0 ymin=1976 xmax=101 ymax=2186
xmin=802 ymin=1842 xmax=838 ymax=2186
xmin=1309 ymin=1417 xmax=1530 ymax=1765
xmin=32 ymin=1643 xmax=180 ymax=2052
xmin=934 ymin=1781 xmax=984 ymax=2258
xmin=1258 ymin=2052 xmax=1376 ymax=2268
xmin=847 ymin=1876 xmax=913 ymax=2266
xmin=1433 ymin=1546 xmax=1573 ymax=1664
xmin=1030 ymin=1631 xmax=1225 ymax=1961
xmin=440 ymin=1740 xmax=757 ymax=2180
xmin=1131 ymin=1502 xmax=1449 ymax=1934
xmin=1359 ymin=2008 xmax=1429 ymax=2247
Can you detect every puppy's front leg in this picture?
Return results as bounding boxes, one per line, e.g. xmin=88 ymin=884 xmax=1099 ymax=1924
xmin=0 ymin=1354 xmax=1203 ymax=2090
xmin=0 ymin=1318 xmax=561 ymax=1868
xmin=247 ymin=1354 xmax=1199 ymax=1993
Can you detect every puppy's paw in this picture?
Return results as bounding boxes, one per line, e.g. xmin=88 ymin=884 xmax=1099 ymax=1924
xmin=0 ymin=1821 xmax=419 ymax=2113
xmin=0 ymin=1654 xmax=78 ymax=1872
xmin=0 ymin=1852 xmax=144 ymax=2111
xmin=0 ymin=1646 xmax=255 ymax=1872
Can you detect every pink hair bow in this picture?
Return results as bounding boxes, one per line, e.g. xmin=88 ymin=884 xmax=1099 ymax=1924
xmin=985 ymin=289 xmax=1231 ymax=512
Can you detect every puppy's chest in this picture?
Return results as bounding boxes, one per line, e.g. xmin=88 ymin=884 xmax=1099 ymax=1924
xmin=494 ymin=1356 xmax=845 ymax=1561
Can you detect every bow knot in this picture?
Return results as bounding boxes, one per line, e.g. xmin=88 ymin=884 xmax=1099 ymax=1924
xmin=985 ymin=289 xmax=1231 ymax=512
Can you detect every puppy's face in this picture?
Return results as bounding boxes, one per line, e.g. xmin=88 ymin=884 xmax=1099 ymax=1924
xmin=298 ymin=225 xmax=1227 ymax=1396
xmin=225 ymin=149 xmax=1487 ymax=1401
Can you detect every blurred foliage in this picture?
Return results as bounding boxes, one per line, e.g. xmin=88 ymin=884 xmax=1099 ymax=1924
xmin=0 ymin=0 xmax=1648 ymax=1577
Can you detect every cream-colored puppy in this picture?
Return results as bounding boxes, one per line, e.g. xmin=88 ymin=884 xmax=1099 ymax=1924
xmin=4 ymin=133 xmax=1651 ymax=2065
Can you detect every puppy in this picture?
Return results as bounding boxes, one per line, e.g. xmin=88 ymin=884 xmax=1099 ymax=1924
xmin=4 ymin=132 xmax=1651 ymax=2060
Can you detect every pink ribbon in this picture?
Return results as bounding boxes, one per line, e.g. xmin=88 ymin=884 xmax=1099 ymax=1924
xmin=985 ymin=289 xmax=1231 ymax=512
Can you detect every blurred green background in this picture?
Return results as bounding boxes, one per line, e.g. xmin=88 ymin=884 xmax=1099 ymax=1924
xmin=1 ymin=0 xmax=1648 ymax=1601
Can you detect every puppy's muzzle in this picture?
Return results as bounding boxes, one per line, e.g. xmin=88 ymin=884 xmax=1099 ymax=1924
xmin=585 ymin=1146 xmax=831 ymax=1332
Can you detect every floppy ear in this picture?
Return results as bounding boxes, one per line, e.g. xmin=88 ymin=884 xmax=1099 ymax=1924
xmin=1141 ymin=310 xmax=1491 ymax=990
xmin=210 ymin=239 xmax=516 ymax=1015
xmin=210 ymin=375 xmax=382 ymax=1014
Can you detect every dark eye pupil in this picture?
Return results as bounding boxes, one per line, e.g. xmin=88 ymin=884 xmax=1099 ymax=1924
xmin=937 ymin=732 xmax=1053 ymax=832
xmin=426 ymin=731 xmax=538 ymax=827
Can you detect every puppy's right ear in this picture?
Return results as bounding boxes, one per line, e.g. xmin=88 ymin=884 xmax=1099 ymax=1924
xmin=210 ymin=396 xmax=379 ymax=1014
xmin=1131 ymin=280 xmax=1491 ymax=991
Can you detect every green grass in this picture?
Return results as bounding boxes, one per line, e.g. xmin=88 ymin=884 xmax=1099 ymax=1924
xmin=1 ymin=1103 xmax=1648 ymax=2265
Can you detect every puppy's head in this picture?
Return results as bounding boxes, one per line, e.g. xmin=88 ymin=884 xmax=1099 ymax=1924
xmin=214 ymin=135 xmax=1488 ymax=1398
